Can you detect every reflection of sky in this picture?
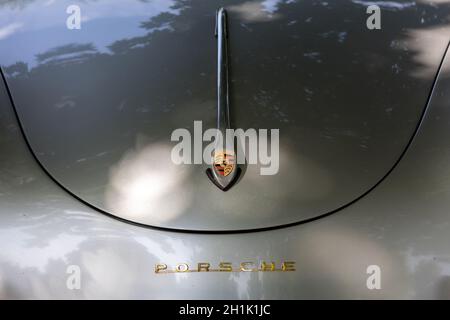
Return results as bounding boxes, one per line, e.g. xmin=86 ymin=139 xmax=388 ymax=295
xmin=0 ymin=225 xmax=86 ymax=272
xmin=0 ymin=0 xmax=178 ymax=67
xmin=352 ymin=0 xmax=416 ymax=10
xmin=261 ymin=0 xmax=283 ymax=13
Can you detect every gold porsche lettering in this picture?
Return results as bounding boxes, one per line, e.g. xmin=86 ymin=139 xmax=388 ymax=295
xmin=219 ymin=262 xmax=233 ymax=272
xmin=175 ymin=263 xmax=189 ymax=272
xmin=260 ymin=261 xmax=276 ymax=271
xmin=282 ymin=261 xmax=296 ymax=272
xmin=240 ymin=262 xmax=256 ymax=272
xmin=155 ymin=263 xmax=167 ymax=273
xmin=197 ymin=262 xmax=210 ymax=272
xmin=155 ymin=261 xmax=296 ymax=274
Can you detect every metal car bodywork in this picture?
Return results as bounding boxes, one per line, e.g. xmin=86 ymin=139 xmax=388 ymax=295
xmin=1 ymin=0 xmax=450 ymax=299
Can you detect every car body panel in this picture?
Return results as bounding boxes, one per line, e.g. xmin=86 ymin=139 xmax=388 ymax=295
xmin=1 ymin=0 xmax=450 ymax=230
xmin=2 ymin=41 xmax=450 ymax=298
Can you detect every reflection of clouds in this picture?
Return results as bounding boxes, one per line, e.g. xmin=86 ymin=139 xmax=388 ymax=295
xmin=402 ymin=247 xmax=450 ymax=298
xmin=35 ymin=43 xmax=98 ymax=66
xmin=105 ymin=144 xmax=192 ymax=224
xmin=82 ymin=249 xmax=135 ymax=299
xmin=244 ymin=145 xmax=333 ymax=202
xmin=54 ymin=96 xmax=76 ymax=110
xmin=79 ymin=0 xmax=179 ymax=23
xmin=134 ymin=236 xmax=195 ymax=282
xmin=407 ymin=27 xmax=450 ymax=78
xmin=404 ymin=247 xmax=450 ymax=275
xmin=351 ymin=0 xmax=450 ymax=81
xmin=134 ymin=236 xmax=194 ymax=263
xmin=352 ymin=0 xmax=416 ymax=10
xmin=421 ymin=0 xmax=450 ymax=3
xmin=300 ymin=226 xmax=402 ymax=297
xmin=3 ymin=0 xmax=450 ymax=232
xmin=0 ymin=226 xmax=85 ymax=272
xmin=228 ymin=1 xmax=282 ymax=22
xmin=0 ymin=22 xmax=22 ymax=40
xmin=261 ymin=0 xmax=284 ymax=14
xmin=229 ymin=273 xmax=253 ymax=299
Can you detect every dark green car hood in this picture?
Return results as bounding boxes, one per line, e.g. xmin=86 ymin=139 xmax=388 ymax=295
xmin=1 ymin=0 xmax=450 ymax=231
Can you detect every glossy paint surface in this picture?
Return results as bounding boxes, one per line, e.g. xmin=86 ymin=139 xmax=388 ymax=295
xmin=1 ymin=0 xmax=450 ymax=231
xmin=2 ymin=46 xmax=450 ymax=298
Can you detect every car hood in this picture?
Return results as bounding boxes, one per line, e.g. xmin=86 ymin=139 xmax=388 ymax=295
xmin=1 ymin=0 xmax=450 ymax=231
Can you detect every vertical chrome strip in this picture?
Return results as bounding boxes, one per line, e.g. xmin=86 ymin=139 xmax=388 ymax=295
xmin=216 ymin=7 xmax=230 ymax=133
xmin=206 ymin=8 xmax=241 ymax=191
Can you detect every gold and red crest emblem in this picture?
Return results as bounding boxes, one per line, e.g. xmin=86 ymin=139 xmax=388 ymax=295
xmin=213 ymin=150 xmax=235 ymax=177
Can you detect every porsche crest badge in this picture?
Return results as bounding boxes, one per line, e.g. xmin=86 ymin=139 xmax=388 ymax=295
xmin=213 ymin=150 xmax=235 ymax=177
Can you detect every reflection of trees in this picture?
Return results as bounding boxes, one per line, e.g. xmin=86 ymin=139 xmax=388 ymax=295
xmin=2 ymin=1 xmax=450 ymax=298
xmin=0 ymin=0 xmax=35 ymax=10
xmin=3 ymin=0 xmax=450 ymax=230
xmin=3 ymin=61 xmax=28 ymax=77
xmin=35 ymin=43 xmax=98 ymax=66
xmin=0 ymin=0 xmax=117 ymax=10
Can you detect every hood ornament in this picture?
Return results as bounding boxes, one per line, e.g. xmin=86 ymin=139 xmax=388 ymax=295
xmin=206 ymin=8 xmax=241 ymax=191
